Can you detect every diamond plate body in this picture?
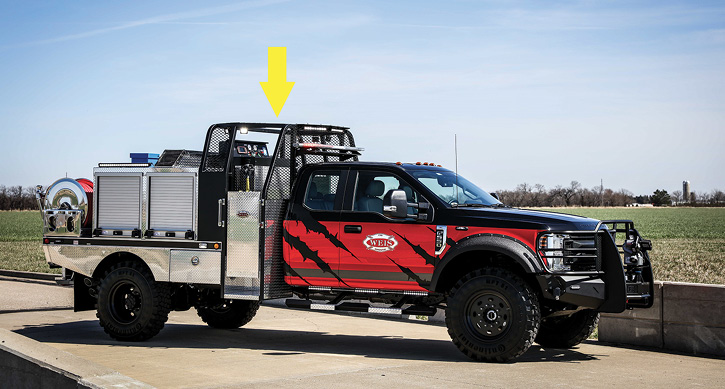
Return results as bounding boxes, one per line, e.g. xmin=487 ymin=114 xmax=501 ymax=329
xmin=170 ymin=249 xmax=221 ymax=285
xmin=224 ymin=191 xmax=261 ymax=299
xmin=45 ymin=244 xmax=171 ymax=282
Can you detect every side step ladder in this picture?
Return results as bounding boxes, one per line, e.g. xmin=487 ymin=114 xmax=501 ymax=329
xmin=285 ymin=299 xmax=437 ymax=316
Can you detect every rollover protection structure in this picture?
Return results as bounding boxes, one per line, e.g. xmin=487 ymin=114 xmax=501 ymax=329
xmin=37 ymin=122 xmax=654 ymax=362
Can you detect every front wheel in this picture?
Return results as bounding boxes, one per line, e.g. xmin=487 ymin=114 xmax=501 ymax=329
xmin=445 ymin=268 xmax=540 ymax=362
xmin=536 ymin=309 xmax=599 ymax=348
xmin=96 ymin=261 xmax=171 ymax=341
xmin=196 ymin=299 xmax=260 ymax=329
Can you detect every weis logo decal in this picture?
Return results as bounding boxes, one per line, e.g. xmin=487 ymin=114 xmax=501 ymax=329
xmin=363 ymin=233 xmax=399 ymax=252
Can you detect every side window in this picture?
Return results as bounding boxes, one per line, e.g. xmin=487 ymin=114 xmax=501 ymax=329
xmin=304 ymin=171 xmax=341 ymax=211
xmin=352 ymin=171 xmax=420 ymax=215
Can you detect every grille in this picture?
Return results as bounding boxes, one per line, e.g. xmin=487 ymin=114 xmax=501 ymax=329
xmin=539 ymin=233 xmax=602 ymax=273
xmin=563 ymin=234 xmax=599 ymax=272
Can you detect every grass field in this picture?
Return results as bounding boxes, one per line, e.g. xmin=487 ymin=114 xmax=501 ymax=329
xmin=534 ymin=207 xmax=725 ymax=285
xmin=0 ymin=211 xmax=58 ymax=273
xmin=0 ymin=208 xmax=724 ymax=283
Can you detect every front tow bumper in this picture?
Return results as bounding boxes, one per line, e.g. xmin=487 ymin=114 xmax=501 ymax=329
xmin=535 ymin=220 xmax=654 ymax=313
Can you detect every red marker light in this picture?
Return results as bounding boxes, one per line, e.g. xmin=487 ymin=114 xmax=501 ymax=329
xmin=43 ymin=238 xmax=50 ymax=244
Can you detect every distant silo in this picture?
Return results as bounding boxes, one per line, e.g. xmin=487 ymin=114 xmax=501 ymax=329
xmin=683 ymin=180 xmax=691 ymax=202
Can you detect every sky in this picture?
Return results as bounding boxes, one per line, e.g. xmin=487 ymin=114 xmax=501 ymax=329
xmin=0 ymin=0 xmax=723 ymax=196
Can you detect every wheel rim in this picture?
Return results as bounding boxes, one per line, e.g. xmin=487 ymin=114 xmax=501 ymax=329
xmin=210 ymin=301 xmax=233 ymax=314
xmin=464 ymin=291 xmax=512 ymax=340
xmin=109 ymin=280 xmax=143 ymax=325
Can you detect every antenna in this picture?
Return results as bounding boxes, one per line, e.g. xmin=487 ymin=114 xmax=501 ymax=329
xmin=455 ymin=134 xmax=459 ymax=204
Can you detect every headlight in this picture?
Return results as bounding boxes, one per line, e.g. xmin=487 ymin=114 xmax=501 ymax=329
xmin=538 ymin=233 xmax=571 ymax=272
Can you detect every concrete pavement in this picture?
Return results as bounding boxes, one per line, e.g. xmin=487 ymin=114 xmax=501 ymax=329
xmin=0 ymin=276 xmax=72 ymax=314
xmin=1 ymin=277 xmax=724 ymax=388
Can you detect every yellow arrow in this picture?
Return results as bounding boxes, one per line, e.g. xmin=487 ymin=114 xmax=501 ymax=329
xmin=260 ymin=47 xmax=295 ymax=117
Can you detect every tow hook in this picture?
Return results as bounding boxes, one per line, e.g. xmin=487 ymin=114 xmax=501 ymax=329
xmin=553 ymin=287 xmax=561 ymax=300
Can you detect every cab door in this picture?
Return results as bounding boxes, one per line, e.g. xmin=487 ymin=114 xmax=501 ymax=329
xmin=283 ymin=169 xmax=347 ymax=288
xmin=337 ymin=169 xmax=435 ymax=291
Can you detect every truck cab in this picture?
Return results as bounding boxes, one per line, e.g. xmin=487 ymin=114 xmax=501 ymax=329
xmin=37 ymin=122 xmax=654 ymax=362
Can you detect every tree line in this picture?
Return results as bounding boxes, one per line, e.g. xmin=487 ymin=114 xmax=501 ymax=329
xmin=494 ymin=181 xmax=725 ymax=207
xmin=0 ymin=186 xmax=38 ymax=210
xmin=1 ymin=182 xmax=723 ymax=210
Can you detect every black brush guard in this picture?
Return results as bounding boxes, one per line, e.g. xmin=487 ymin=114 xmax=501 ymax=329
xmin=536 ymin=220 xmax=654 ymax=313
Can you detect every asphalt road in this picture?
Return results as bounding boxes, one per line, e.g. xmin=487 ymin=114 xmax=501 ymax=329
xmin=1 ymin=277 xmax=723 ymax=388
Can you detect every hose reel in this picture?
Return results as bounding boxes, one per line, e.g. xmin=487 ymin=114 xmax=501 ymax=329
xmin=37 ymin=178 xmax=94 ymax=236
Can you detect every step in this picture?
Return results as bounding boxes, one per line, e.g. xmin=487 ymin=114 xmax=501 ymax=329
xmin=285 ymin=299 xmax=437 ymax=316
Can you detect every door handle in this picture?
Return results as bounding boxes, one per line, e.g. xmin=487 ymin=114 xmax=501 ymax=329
xmin=344 ymin=225 xmax=362 ymax=233
xmin=218 ymin=199 xmax=225 ymax=227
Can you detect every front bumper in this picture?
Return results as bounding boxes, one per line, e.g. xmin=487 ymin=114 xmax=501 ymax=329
xmin=535 ymin=220 xmax=654 ymax=313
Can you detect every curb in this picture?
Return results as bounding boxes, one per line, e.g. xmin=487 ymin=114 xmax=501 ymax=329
xmin=599 ymin=281 xmax=725 ymax=357
xmin=0 ymin=270 xmax=58 ymax=281
xmin=0 ymin=328 xmax=151 ymax=388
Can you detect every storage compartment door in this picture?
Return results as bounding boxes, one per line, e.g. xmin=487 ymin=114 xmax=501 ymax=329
xmin=96 ymin=175 xmax=141 ymax=230
xmin=149 ymin=175 xmax=195 ymax=232
xmin=224 ymin=191 xmax=260 ymax=300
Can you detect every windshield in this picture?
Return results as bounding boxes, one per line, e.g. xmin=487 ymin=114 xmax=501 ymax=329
xmin=410 ymin=170 xmax=502 ymax=207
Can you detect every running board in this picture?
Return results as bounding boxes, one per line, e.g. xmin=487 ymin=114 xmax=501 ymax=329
xmin=285 ymin=299 xmax=437 ymax=316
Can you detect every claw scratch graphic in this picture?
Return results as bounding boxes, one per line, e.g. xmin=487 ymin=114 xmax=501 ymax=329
xmin=298 ymin=212 xmax=360 ymax=261
xmin=283 ymin=261 xmax=312 ymax=285
xmin=386 ymin=256 xmax=426 ymax=287
xmin=283 ymin=232 xmax=349 ymax=287
xmin=392 ymin=231 xmax=437 ymax=266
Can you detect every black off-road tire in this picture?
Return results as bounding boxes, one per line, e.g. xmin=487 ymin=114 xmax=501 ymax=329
xmin=445 ymin=268 xmax=540 ymax=362
xmin=196 ymin=300 xmax=260 ymax=329
xmin=536 ymin=309 xmax=599 ymax=349
xmin=96 ymin=261 xmax=171 ymax=341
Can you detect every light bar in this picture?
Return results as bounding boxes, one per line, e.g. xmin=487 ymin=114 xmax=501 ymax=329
xmin=292 ymin=143 xmax=364 ymax=152
xmin=303 ymin=126 xmax=345 ymax=132
xmin=98 ymin=163 xmax=152 ymax=168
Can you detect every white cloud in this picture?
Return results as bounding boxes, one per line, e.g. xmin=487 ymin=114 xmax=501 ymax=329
xmin=6 ymin=0 xmax=290 ymax=48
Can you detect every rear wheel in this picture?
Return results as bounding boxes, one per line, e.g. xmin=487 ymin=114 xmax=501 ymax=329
xmin=196 ymin=299 xmax=260 ymax=329
xmin=445 ymin=268 xmax=540 ymax=362
xmin=536 ymin=309 xmax=599 ymax=348
xmin=96 ymin=261 xmax=171 ymax=341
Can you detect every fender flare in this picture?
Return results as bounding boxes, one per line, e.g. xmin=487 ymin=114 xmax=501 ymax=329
xmin=430 ymin=233 xmax=544 ymax=291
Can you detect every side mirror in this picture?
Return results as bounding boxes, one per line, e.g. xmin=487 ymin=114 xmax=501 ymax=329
xmin=383 ymin=190 xmax=409 ymax=218
xmin=490 ymin=192 xmax=499 ymax=200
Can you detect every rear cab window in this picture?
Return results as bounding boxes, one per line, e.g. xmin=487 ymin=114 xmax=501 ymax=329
xmin=304 ymin=170 xmax=342 ymax=211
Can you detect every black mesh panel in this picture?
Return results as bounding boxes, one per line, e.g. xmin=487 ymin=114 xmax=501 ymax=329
xmin=261 ymin=125 xmax=358 ymax=299
xmin=203 ymin=127 xmax=231 ymax=173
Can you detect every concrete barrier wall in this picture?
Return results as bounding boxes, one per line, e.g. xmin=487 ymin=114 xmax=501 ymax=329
xmin=600 ymin=281 xmax=725 ymax=357
xmin=0 ymin=329 xmax=150 ymax=388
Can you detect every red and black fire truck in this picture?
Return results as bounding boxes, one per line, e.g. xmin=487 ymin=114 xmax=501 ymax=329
xmin=36 ymin=123 xmax=654 ymax=362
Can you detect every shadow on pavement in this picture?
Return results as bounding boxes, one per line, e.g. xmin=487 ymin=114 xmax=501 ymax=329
xmin=0 ymin=306 xmax=71 ymax=315
xmin=14 ymin=320 xmax=599 ymax=363
xmin=593 ymin=340 xmax=725 ymax=361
